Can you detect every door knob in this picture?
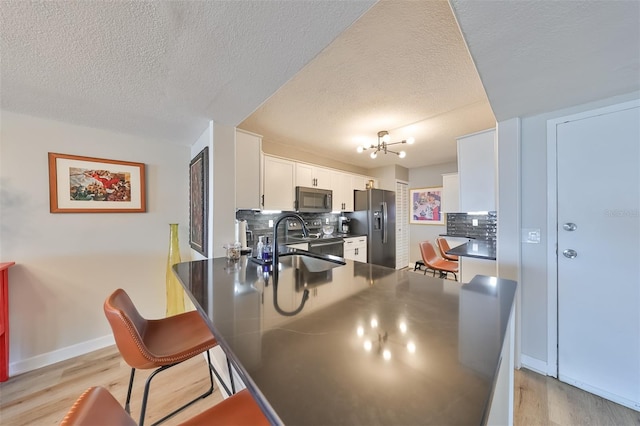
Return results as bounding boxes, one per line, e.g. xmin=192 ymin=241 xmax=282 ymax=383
xmin=563 ymin=249 xmax=577 ymax=259
xmin=563 ymin=223 xmax=577 ymax=231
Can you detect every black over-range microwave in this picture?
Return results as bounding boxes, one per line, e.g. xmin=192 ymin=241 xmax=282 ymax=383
xmin=295 ymin=186 xmax=332 ymax=213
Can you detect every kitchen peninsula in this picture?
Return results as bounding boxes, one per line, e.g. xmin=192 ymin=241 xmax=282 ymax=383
xmin=174 ymin=254 xmax=516 ymax=425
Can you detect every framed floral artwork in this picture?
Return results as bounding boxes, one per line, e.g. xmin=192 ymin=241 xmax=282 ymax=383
xmin=410 ymin=187 xmax=444 ymax=225
xmin=189 ymin=147 xmax=208 ymax=256
xmin=48 ymin=152 xmax=146 ymax=213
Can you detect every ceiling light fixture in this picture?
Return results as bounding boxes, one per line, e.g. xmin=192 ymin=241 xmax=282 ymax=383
xmin=357 ymin=130 xmax=415 ymax=159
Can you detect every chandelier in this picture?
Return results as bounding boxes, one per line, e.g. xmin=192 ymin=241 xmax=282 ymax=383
xmin=357 ymin=130 xmax=415 ymax=159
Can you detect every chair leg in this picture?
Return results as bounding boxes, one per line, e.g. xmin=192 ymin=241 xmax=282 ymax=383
xmin=137 ymin=351 xmax=215 ymax=426
xmin=125 ymin=368 xmax=135 ymax=414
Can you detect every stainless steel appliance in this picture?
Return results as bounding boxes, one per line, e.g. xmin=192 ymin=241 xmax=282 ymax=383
xmin=295 ymin=186 xmax=332 ymax=213
xmin=287 ymin=219 xmax=344 ymax=257
xmin=349 ymin=189 xmax=396 ymax=268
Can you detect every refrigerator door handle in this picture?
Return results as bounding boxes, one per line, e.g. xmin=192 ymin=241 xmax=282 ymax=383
xmin=382 ymin=201 xmax=388 ymax=244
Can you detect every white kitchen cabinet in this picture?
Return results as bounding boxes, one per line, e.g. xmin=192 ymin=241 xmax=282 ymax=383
xmin=331 ymin=171 xmax=354 ymax=212
xmin=262 ymin=155 xmax=296 ymax=211
xmin=296 ymin=163 xmax=331 ymax=190
xmin=460 ymin=257 xmax=497 ymax=283
xmin=286 ymin=242 xmax=308 ymax=251
xmin=235 ymin=130 xmax=262 ymax=210
xmin=457 ymin=129 xmax=496 ymax=212
xmin=441 ymin=173 xmax=459 ymax=213
xmin=344 ymin=236 xmax=367 ymax=262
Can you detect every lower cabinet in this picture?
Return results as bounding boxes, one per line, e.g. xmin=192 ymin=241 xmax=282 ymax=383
xmin=286 ymin=243 xmax=308 ymax=251
xmin=344 ymin=236 xmax=367 ymax=262
xmin=460 ymin=257 xmax=497 ymax=283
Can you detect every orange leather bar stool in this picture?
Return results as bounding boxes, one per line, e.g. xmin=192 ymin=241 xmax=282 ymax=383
xmin=104 ymin=289 xmax=221 ymax=426
xmin=436 ymin=237 xmax=459 ymax=262
xmin=419 ymin=241 xmax=458 ymax=281
xmin=60 ymin=386 xmax=270 ymax=426
xmin=60 ymin=386 xmax=137 ymax=426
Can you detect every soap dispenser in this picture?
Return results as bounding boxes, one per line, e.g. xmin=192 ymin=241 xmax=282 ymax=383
xmin=256 ymin=236 xmax=264 ymax=259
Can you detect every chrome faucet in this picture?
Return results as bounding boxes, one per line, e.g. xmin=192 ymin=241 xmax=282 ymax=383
xmin=272 ymin=213 xmax=310 ymax=316
xmin=272 ymin=212 xmax=309 ymax=273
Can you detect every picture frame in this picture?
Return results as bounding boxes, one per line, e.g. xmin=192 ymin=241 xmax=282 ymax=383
xmin=48 ymin=152 xmax=146 ymax=213
xmin=410 ymin=187 xmax=445 ymax=225
xmin=189 ymin=147 xmax=209 ymax=256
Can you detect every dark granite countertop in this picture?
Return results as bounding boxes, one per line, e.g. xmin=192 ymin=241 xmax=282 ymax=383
xmin=174 ymin=256 xmax=515 ymax=425
xmin=447 ymin=241 xmax=497 ymax=260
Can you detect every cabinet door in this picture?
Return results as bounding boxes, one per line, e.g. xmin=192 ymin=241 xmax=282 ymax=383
xmin=458 ymin=129 xmax=496 ymax=212
xmin=330 ymin=171 xmax=352 ymax=212
xmin=295 ymin=164 xmax=332 ymax=190
xmin=235 ymin=130 xmax=261 ymax=210
xmin=263 ymin=156 xmax=295 ymax=211
xmin=441 ymin=173 xmax=460 ymax=213
xmin=313 ymin=167 xmax=332 ymax=190
xmin=295 ymin=163 xmax=314 ymax=188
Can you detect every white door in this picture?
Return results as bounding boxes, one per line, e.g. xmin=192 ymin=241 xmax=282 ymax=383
xmin=556 ymin=103 xmax=640 ymax=409
xmin=396 ymin=181 xmax=409 ymax=269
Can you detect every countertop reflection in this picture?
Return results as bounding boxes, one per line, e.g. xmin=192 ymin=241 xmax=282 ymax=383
xmin=174 ymin=256 xmax=515 ymax=425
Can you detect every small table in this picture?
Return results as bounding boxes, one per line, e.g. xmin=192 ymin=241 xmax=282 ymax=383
xmin=0 ymin=262 xmax=15 ymax=382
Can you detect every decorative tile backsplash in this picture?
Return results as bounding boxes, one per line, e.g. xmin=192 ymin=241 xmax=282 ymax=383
xmin=236 ymin=210 xmax=339 ymax=248
xmin=446 ymin=212 xmax=497 ymax=242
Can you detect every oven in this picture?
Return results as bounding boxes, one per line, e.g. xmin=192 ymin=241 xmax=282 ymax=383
xmin=308 ymin=238 xmax=344 ymax=257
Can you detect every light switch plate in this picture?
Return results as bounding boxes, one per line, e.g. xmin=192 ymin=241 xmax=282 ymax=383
xmin=522 ymin=228 xmax=541 ymax=243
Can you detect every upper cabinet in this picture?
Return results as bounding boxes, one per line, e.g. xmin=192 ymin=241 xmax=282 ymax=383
xmin=235 ymin=130 xmax=262 ymax=210
xmin=441 ymin=173 xmax=459 ymax=213
xmin=259 ymin=154 xmax=376 ymax=213
xmin=457 ymin=129 xmax=496 ymax=212
xmin=296 ymin=163 xmax=331 ymax=190
xmin=262 ymin=155 xmax=296 ymax=211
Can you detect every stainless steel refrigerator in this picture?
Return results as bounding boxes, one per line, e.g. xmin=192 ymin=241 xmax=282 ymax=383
xmin=349 ymin=189 xmax=396 ymax=268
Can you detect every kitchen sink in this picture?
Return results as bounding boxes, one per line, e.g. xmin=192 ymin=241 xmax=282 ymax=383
xmin=290 ymin=254 xmax=345 ymax=273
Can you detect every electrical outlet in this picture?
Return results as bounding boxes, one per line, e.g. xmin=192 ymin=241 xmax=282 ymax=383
xmin=521 ymin=228 xmax=541 ymax=243
xmin=472 ymin=219 xmax=479 ymax=226
xmin=268 ymin=220 xmax=273 ymax=228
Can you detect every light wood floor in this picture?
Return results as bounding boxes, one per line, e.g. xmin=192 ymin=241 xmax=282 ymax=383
xmin=1 ymin=345 xmax=638 ymax=425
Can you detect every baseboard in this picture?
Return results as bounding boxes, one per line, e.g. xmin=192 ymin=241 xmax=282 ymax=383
xmin=9 ymin=334 xmax=115 ymax=377
xmin=520 ymin=354 xmax=548 ymax=375
xmin=559 ymin=374 xmax=640 ymax=412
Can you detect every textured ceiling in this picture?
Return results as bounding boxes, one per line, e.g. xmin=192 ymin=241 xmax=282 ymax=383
xmin=2 ymin=1 xmax=638 ymax=171
xmin=239 ymin=0 xmax=496 ymax=169
xmin=450 ymin=0 xmax=640 ymax=121
xmin=0 ymin=0 xmax=374 ymax=144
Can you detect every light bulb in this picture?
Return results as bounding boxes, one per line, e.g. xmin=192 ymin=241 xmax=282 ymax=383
xmin=399 ymin=151 xmax=406 ymax=159
xmin=364 ymin=340 xmax=372 ymax=351
xmin=399 ymin=322 xmax=407 ymax=333
xmin=357 ymin=326 xmax=364 ymax=337
xmin=382 ymin=133 xmax=391 ymax=143
xmin=357 ymin=146 xmax=364 ymax=153
xmin=407 ymin=341 xmax=416 ymax=353
xmin=370 ymin=151 xmax=377 ymax=159
xmin=406 ymin=137 xmax=415 ymax=145
xmin=383 ymin=349 xmax=391 ymax=360
xmin=370 ymin=318 xmax=378 ymax=328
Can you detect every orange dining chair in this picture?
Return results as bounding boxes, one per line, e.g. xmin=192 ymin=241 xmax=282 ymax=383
xmin=419 ymin=241 xmax=459 ymax=281
xmin=436 ymin=237 xmax=459 ymax=262
xmin=60 ymin=386 xmax=270 ymax=426
xmin=104 ymin=288 xmax=222 ymax=426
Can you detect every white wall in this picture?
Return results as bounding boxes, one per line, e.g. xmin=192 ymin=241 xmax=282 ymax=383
xmin=212 ymin=123 xmax=236 ymax=258
xmin=518 ymin=91 xmax=639 ymax=370
xmin=0 ymin=111 xmax=191 ymax=376
xmin=408 ymin=161 xmax=457 ymax=265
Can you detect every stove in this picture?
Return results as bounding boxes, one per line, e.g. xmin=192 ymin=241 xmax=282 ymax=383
xmin=287 ymin=219 xmax=344 ymax=257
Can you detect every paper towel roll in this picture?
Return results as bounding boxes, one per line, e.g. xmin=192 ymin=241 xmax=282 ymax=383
xmin=239 ymin=220 xmax=248 ymax=249
xmin=234 ymin=220 xmax=240 ymax=243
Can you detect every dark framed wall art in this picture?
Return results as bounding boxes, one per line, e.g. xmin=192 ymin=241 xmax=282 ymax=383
xmin=189 ymin=147 xmax=209 ymax=256
xmin=48 ymin=152 xmax=146 ymax=213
